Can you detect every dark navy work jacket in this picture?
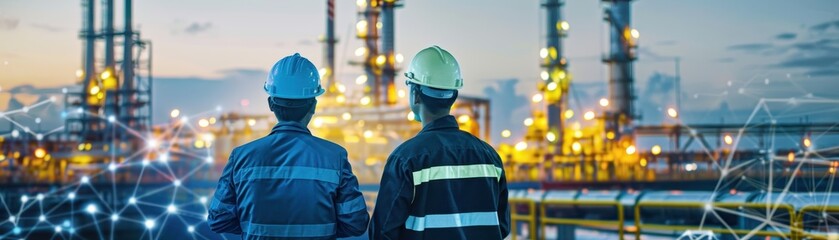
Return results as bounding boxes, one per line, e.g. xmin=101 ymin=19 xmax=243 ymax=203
xmin=208 ymin=122 xmax=369 ymax=239
xmin=369 ymin=115 xmax=510 ymax=240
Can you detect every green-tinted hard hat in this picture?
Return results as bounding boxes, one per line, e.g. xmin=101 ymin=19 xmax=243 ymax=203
xmin=264 ymin=53 xmax=325 ymax=99
xmin=404 ymin=45 xmax=463 ymax=90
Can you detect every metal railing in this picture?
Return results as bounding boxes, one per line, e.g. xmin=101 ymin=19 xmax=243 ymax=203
xmin=795 ymin=205 xmax=839 ymax=240
xmin=540 ymin=199 xmax=626 ymax=240
xmin=510 ymin=198 xmax=538 ymax=240
xmin=634 ymin=201 xmax=796 ymax=239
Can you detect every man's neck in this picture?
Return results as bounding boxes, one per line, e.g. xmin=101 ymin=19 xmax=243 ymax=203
xmin=420 ymin=113 xmax=449 ymax=128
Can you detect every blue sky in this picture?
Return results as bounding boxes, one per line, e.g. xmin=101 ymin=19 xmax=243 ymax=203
xmin=1 ymin=0 xmax=838 ymax=138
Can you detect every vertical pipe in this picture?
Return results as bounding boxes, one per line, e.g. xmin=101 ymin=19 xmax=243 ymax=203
xmin=543 ymin=0 xmax=565 ymax=156
xmin=82 ymin=0 xmax=96 ymax=138
xmin=324 ymin=0 xmax=336 ymax=92
xmin=122 ymin=0 xmax=134 ymax=127
xmin=102 ymin=0 xmax=114 ymax=68
xmin=380 ymin=0 xmax=397 ymax=105
xmin=363 ymin=2 xmax=380 ymax=106
xmin=604 ymin=0 xmax=635 ymax=136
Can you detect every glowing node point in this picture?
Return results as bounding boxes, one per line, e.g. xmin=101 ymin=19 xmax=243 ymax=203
xmin=704 ymin=203 xmax=712 ymax=212
xmin=173 ymin=179 xmax=181 ymax=187
xmin=9 ymin=216 xmax=16 ymax=222
xmin=111 ymin=214 xmax=119 ymax=221
xmin=144 ymin=219 xmax=156 ymax=229
xmin=108 ymin=163 xmax=117 ymax=171
xmin=205 ymin=156 xmax=214 ymax=164
xmin=187 ymin=226 xmax=195 ymax=233
xmin=128 ymin=197 xmax=137 ymax=204
xmin=54 ymin=226 xmax=62 ymax=233
xmin=80 ymin=176 xmax=90 ymax=184
xmin=20 ymin=195 xmax=28 ymax=203
xmin=11 ymin=130 xmax=19 ymax=138
xmin=85 ymin=204 xmax=97 ymax=214
xmin=199 ymin=197 xmax=208 ymax=204
xmin=36 ymin=134 xmax=43 ymax=141
xmin=107 ymin=115 xmax=116 ymax=122
xmin=12 ymin=227 xmax=21 ymax=235
xmin=142 ymin=159 xmax=150 ymax=166
xmin=167 ymin=204 xmax=178 ymax=214
xmin=68 ymin=192 xmax=76 ymax=200
xmin=159 ymin=153 xmax=169 ymax=163
xmin=39 ymin=215 xmax=46 ymax=222
xmin=36 ymin=193 xmax=44 ymax=201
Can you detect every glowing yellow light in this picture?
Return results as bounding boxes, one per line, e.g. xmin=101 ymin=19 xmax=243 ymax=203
xmin=531 ymin=94 xmax=543 ymax=103
xmin=787 ymin=151 xmax=795 ymax=162
xmin=457 ymin=115 xmax=471 ymax=123
xmin=336 ymin=95 xmax=346 ymax=103
xmin=546 ymin=132 xmax=557 ymax=142
xmin=376 ymin=55 xmax=386 ymax=66
xmin=540 ymin=71 xmax=549 ymax=81
xmin=557 ymin=70 xmax=566 ymax=80
xmin=209 ymin=117 xmax=217 ymax=124
xmin=630 ymin=29 xmax=640 ymax=39
xmin=523 ymin=118 xmax=534 ymax=126
xmin=194 ymin=140 xmax=205 ymax=149
xmin=318 ymin=68 xmax=328 ymax=78
xmin=558 ymin=21 xmax=570 ymax=31
xmin=363 ymin=130 xmax=373 ymax=139
xmin=76 ymin=69 xmax=84 ymax=78
xmin=515 ymin=141 xmax=528 ymax=151
xmin=354 ymin=47 xmax=367 ymax=57
xmin=360 ymin=96 xmax=371 ymax=106
xmin=247 ymin=119 xmax=256 ymax=127
xmin=667 ymin=108 xmax=678 ymax=118
xmin=170 ymin=109 xmax=180 ymax=118
xmin=34 ymin=148 xmax=46 ymax=158
xmin=78 ymin=143 xmax=85 ymax=151
xmin=571 ymin=142 xmax=582 ymax=153
xmin=549 ymin=47 xmax=558 ymax=60
xmin=312 ymin=117 xmax=324 ymax=128
xmin=574 ymin=130 xmax=583 ymax=138
xmin=640 ymin=158 xmax=648 ymax=167
xmin=407 ymin=111 xmax=415 ymax=121
xmin=89 ymin=86 xmax=100 ymax=95
xmin=356 ymin=20 xmax=367 ymax=32
xmin=626 ymin=145 xmax=637 ymax=155
xmin=355 ymin=75 xmax=368 ymax=85
xmin=100 ymin=71 xmax=111 ymax=80
xmin=564 ymin=110 xmax=574 ymax=119
xmin=198 ymin=119 xmax=209 ymax=128
xmin=651 ymin=145 xmax=662 ymax=155
xmin=724 ymin=134 xmax=733 ymax=145
xmin=336 ymin=84 xmax=347 ymax=93
xmin=803 ymin=137 xmax=811 ymax=147
xmin=376 ymin=21 xmax=382 ymax=29
xmin=342 ymin=112 xmax=352 ymax=120
xmin=395 ymin=53 xmax=404 ymax=63
xmin=501 ymin=129 xmax=511 ymax=138
xmin=830 ymin=167 xmax=836 ymax=174
xmin=599 ymin=98 xmax=609 ymax=107
xmin=584 ymin=111 xmax=595 ymax=120
xmin=397 ymin=89 xmax=406 ymax=98
xmin=547 ymin=82 xmax=558 ymax=91
xmin=96 ymin=92 xmax=104 ymax=99
xmin=606 ymin=131 xmax=616 ymax=140
xmin=539 ymin=48 xmax=548 ymax=59
xmin=0 ymin=155 xmax=5 ymax=161
xmin=85 ymin=143 xmax=92 ymax=151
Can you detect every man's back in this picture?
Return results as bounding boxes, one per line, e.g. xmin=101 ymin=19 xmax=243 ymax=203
xmin=370 ymin=116 xmax=510 ymax=240
xmin=208 ymin=122 xmax=369 ymax=239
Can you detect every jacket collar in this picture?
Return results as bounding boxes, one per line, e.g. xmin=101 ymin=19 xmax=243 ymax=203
xmin=269 ymin=121 xmax=312 ymax=135
xmin=419 ymin=115 xmax=459 ymax=134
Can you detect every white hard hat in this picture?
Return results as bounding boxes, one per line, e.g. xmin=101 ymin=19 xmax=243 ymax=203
xmin=404 ymin=45 xmax=463 ymax=90
xmin=264 ymin=53 xmax=325 ymax=99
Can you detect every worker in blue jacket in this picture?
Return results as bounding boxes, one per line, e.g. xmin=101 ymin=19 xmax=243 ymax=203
xmin=208 ymin=53 xmax=369 ymax=239
xmin=369 ymin=46 xmax=510 ymax=240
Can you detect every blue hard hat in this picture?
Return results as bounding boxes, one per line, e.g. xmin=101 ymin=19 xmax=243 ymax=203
xmin=264 ymin=53 xmax=325 ymax=99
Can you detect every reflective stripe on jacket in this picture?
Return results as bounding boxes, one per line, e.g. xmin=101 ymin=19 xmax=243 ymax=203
xmin=208 ymin=122 xmax=369 ymax=239
xmin=369 ymin=115 xmax=510 ymax=240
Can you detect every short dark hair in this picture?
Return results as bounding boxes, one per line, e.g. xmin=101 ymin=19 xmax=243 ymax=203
xmin=411 ymin=84 xmax=457 ymax=115
xmin=268 ymin=97 xmax=316 ymax=122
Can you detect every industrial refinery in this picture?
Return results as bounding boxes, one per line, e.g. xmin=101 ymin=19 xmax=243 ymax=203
xmin=1 ymin=0 xmax=838 ymax=239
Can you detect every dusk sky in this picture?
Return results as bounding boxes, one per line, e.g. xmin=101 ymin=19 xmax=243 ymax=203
xmin=2 ymin=0 xmax=838 ymax=137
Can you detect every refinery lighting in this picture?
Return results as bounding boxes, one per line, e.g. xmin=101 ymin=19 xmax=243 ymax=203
xmin=584 ymin=111 xmax=595 ymax=120
xmin=170 ymin=109 xmax=180 ymax=118
xmin=724 ymin=134 xmax=734 ymax=145
xmin=501 ymin=130 xmax=511 ymax=138
xmin=667 ymin=108 xmax=679 ymax=118
xmin=651 ymin=145 xmax=662 ymax=155
xmin=514 ymin=141 xmax=528 ymax=151
xmin=599 ymin=98 xmax=609 ymax=107
xmin=523 ymin=118 xmax=534 ymax=126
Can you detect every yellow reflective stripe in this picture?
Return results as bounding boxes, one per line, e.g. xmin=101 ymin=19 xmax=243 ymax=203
xmin=412 ymin=164 xmax=502 ymax=186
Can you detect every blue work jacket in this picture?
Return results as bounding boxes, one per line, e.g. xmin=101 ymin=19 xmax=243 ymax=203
xmin=208 ymin=122 xmax=369 ymax=239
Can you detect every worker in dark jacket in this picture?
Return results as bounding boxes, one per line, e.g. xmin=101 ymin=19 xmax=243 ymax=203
xmin=369 ymin=46 xmax=510 ymax=240
xmin=208 ymin=53 xmax=369 ymax=239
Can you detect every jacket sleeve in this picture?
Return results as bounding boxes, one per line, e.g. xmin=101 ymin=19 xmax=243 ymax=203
xmin=335 ymin=151 xmax=370 ymax=237
xmin=369 ymin=154 xmax=414 ymax=240
xmin=497 ymin=165 xmax=511 ymax=238
xmin=207 ymin=150 xmax=242 ymax=234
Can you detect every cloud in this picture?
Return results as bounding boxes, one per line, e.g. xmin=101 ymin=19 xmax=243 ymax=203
xmin=807 ymin=68 xmax=839 ymax=77
xmin=0 ymin=17 xmax=19 ymax=30
xmin=717 ymin=57 xmax=735 ymax=63
xmin=727 ymin=43 xmax=773 ymax=52
xmin=810 ymin=19 xmax=839 ymax=32
xmin=775 ymin=33 xmax=796 ymax=40
xmin=183 ymin=22 xmax=212 ymax=34
xmin=6 ymin=84 xmax=77 ymax=95
xmin=482 ymin=79 xmax=528 ymax=143
xmin=29 ymin=23 xmax=62 ymax=32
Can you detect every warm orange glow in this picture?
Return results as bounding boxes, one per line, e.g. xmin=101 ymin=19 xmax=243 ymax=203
xmin=724 ymin=134 xmax=733 ymax=145
xmin=787 ymin=151 xmax=795 ymax=162
xmin=34 ymin=148 xmax=46 ymax=158
xmin=651 ymin=145 xmax=662 ymax=155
